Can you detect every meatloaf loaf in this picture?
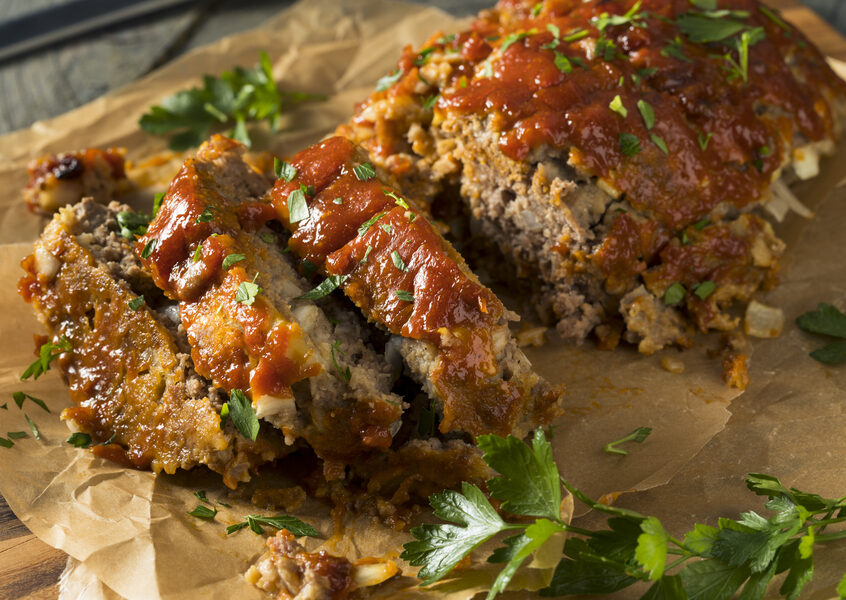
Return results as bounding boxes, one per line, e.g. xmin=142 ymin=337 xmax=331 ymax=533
xmin=338 ymin=0 xmax=846 ymax=353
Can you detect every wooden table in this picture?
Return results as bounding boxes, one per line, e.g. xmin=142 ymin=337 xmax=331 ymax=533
xmin=1 ymin=1 xmax=845 ymax=598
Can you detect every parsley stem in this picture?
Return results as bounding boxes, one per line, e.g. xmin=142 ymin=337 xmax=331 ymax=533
xmin=816 ymin=530 xmax=846 ymax=542
xmin=663 ymin=556 xmax=690 ymax=571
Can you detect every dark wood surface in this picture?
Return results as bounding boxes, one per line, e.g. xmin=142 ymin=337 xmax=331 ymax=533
xmin=0 ymin=1 xmax=844 ymax=598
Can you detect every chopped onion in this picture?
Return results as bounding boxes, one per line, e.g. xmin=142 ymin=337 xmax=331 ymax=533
xmin=744 ymin=300 xmax=784 ymax=338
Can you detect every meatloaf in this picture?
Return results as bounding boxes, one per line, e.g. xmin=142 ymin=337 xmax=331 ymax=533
xmin=18 ymin=199 xmax=288 ymax=488
xmin=338 ymin=0 xmax=846 ymax=353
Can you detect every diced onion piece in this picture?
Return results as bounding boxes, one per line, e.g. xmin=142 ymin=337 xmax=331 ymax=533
xmin=744 ymin=300 xmax=784 ymax=338
xmin=792 ymin=145 xmax=820 ymax=180
xmin=660 ymin=356 xmax=685 ymax=374
xmin=255 ymin=394 xmax=296 ymax=420
xmin=352 ymin=560 xmax=399 ymax=589
xmin=34 ymin=245 xmax=60 ymax=279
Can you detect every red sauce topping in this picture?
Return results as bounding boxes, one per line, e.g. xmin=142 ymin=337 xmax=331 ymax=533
xmin=139 ymin=139 xmax=320 ymax=400
xmin=271 ymin=137 xmax=535 ymax=435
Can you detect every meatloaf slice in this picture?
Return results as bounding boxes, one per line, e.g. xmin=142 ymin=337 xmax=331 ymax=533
xmin=271 ymin=136 xmax=563 ymax=439
xmin=338 ymin=0 xmax=846 ymax=353
xmin=138 ymin=135 xmax=404 ymax=473
xmin=18 ymin=199 xmax=287 ymax=488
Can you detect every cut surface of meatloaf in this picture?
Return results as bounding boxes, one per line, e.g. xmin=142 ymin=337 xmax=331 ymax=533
xmin=138 ymin=135 xmax=404 ymax=473
xmin=270 ymin=135 xmax=562 ymax=439
xmin=18 ymin=199 xmax=287 ymax=488
xmin=338 ymin=0 xmax=846 ymax=353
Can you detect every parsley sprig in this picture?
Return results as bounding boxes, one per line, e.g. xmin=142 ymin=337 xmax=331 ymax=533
xmin=404 ymin=430 xmax=846 ymax=599
xmin=139 ymin=52 xmax=324 ymax=150
xmin=21 ymin=337 xmax=71 ymax=381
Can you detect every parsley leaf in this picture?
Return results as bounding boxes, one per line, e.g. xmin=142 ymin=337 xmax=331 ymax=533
xmin=609 ymin=95 xmax=628 ymax=118
xmin=353 ymin=162 xmax=376 ymax=181
xmin=500 ymin=30 xmax=537 ymax=54
xmin=604 ymin=426 xmax=652 ymax=455
xmin=139 ymin=51 xmax=324 ymax=150
xmin=394 ymin=290 xmax=415 ymax=302
xmin=330 ymin=340 xmax=351 ymax=382
xmin=187 ymin=505 xmax=218 ymax=520
xmin=227 ymin=389 xmax=259 ymax=441
xmin=650 ymin=134 xmax=669 ymax=155
xmin=12 ymin=392 xmax=49 ymax=413
xmin=21 ymin=337 xmax=71 ymax=381
xmin=796 ymin=303 xmax=846 ymax=364
xmin=273 ymin=158 xmax=297 ymax=182
xmin=235 ymin=276 xmax=262 ymax=306
xmin=140 ymin=239 xmax=156 ymax=259
xmin=676 ymin=13 xmax=748 ymax=43
xmin=390 ymin=250 xmax=409 ymax=272
xmin=116 ymin=211 xmax=150 ymax=240
xmin=664 ymin=282 xmax=686 ymax=306
xmin=637 ymin=99 xmax=655 ymax=130
xmin=357 ymin=212 xmax=387 ymax=237
xmin=66 ymin=432 xmax=92 ymax=448
xmin=222 ymin=254 xmax=246 ymax=270
xmin=128 ymin=296 xmax=145 ymax=311
xmin=227 ymin=514 xmax=319 ymax=537
xmin=296 ymin=274 xmax=348 ymax=300
xmin=619 ymin=133 xmax=641 ymax=157
xmin=376 ymin=69 xmax=403 ymax=92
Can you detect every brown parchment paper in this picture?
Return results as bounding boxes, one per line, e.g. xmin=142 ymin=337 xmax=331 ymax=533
xmin=0 ymin=1 xmax=845 ymax=598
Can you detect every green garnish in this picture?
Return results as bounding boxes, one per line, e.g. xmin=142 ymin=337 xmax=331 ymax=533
xmin=360 ymin=246 xmax=373 ymax=264
xmin=273 ymin=158 xmax=297 ymax=182
xmin=376 ymin=69 xmax=403 ymax=92
xmin=0 ymin=438 xmax=13 ymax=448
xmin=116 ymin=211 xmax=150 ymax=240
xmin=300 ymin=259 xmax=317 ymax=278
xmin=664 ymin=282 xmax=686 ymax=306
xmin=380 ymin=222 xmax=393 ymax=235
xmin=139 ymin=51 xmax=324 ymax=150
xmin=226 ymin=514 xmax=320 ymax=537
xmin=553 ymin=53 xmax=573 ymax=73
xmin=222 ymin=254 xmax=246 ymax=270
xmin=391 ymin=250 xmax=409 ymax=272
xmin=609 ymin=95 xmax=628 ymax=118
xmin=152 ymin=192 xmax=165 ymax=218
xmin=661 ymin=37 xmax=692 ymax=62
xmin=21 ymin=337 xmax=71 ymax=381
xmin=12 ymin=392 xmax=49 ymax=413
xmin=563 ymin=28 xmax=589 ymax=43
xmin=796 ymin=303 xmax=846 ymax=364
xmin=604 ymin=426 xmax=653 ymax=455
xmin=141 ymin=239 xmax=156 ymax=259
xmin=693 ymin=280 xmax=716 ymax=300
xmin=414 ymin=47 xmax=435 ymax=67
xmin=650 ymin=134 xmax=669 ymax=155
xmin=192 ymin=244 xmax=203 ymax=262
xmin=128 ymin=296 xmax=145 ymax=311
xmin=384 ymin=189 xmax=411 ymax=210
xmin=637 ymin=99 xmax=655 ymax=130
xmin=676 ymin=12 xmax=748 ymax=43
xmin=287 ymin=186 xmax=309 ymax=224
xmin=422 ymin=94 xmax=439 ymax=110
xmin=187 ymin=505 xmax=218 ymax=520
xmin=196 ymin=207 xmax=214 ymax=223
xmin=619 ymin=133 xmax=641 ymax=157
xmin=235 ymin=276 xmax=261 ymax=306
xmin=357 ymin=212 xmax=387 ymax=237
xmin=259 ymin=232 xmax=275 ymax=244
xmin=353 ymin=162 xmax=376 ymax=181
xmin=226 ymin=389 xmax=259 ymax=441
xmin=330 ymin=340 xmax=351 ymax=383
xmin=296 ymin=274 xmax=349 ymax=301
xmin=693 ymin=218 xmax=710 ymax=230
xmin=698 ymin=131 xmax=713 ymax=150
xmin=7 ymin=431 xmax=27 ymax=440
xmin=332 ymin=197 xmax=343 ymax=205
xmin=394 ymin=290 xmax=415 ymax=302
xmin=500 ymin=30 xmax=537 ymax=54
xmin=531 ymin=2 xmax=543 ymax=17
xmin=66 ymin=432 xmax=92 ymax=448
xmin=759 ymin=5 xmax=789 ymax=31
xmin=591 ymin=1 xmax=645 ymax=32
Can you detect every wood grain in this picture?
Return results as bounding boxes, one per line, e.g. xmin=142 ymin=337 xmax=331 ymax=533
xmin=0 ymin=1 xmax=844 ymax=598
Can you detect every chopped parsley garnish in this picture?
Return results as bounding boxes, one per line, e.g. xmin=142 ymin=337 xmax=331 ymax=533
xmin=226 ymin=389 xmax=259 ymax=441
xmin=66 ymin=432 xmax=92 ymax=448
xmin=0 ymin=438 xmax=13 ymax=448
xmin=357 ymin=211 xmax=386 ymax=237
xmin=604 ymin=426 xmax=653 ymax=455
xmin=300 ymin=259 xmax=317 ymax=278
xmin=353 ymin=162 xmax=376 ymax=181
xmin=414 ymin=47 xmax=435 ymax=66
xmin=650 ymin=134 xmax=669 ymax=155
xmin=187 ymin=505 xmax=218 ymax=520
xmin=360 ymin=246 xmax=373 ymax=264
xmin=563 ymin=28 xmax=589 ymax=42
xmin=287 ymin=186 xmax=309 ymax=224
xmin=259 ymin=232 xmax=275 ymax=244
xmin=222 ymin=253 xmax=246 ymax=270
xmin=661 ymin=37 xmax=692 ymax=62
xmin=332 ymin=197 xmax=343 ymax=205
xmin=664 ymin=282 xmax=686 ymax=306
xmin=422 ymin=94 xmax=439 ymax=110
xmin=619 ymin=133 xmax=641 ymax=157
xmin=196 ymin=206 xmax=215 ymax=223
xmin=692 ymin=280 xmax=716 ymax=300
xmin=384 ymin=189 xmax=411 ymax=210
xmin=380 ymin=222 xmax=393 ymax=235
xmin=595 ymin=36 xmax=620 ymax=61
xmin=376 ymin=69 xmax=403 ymax=92
xmin=609 ymin=95 xmax=628 ymax=118
xmin=330 ymin=340 xmax=351 ymax=383
xmin=195 ymin=490 xmax=211 ymax=504
xmin=676 ymin=12 xmax=748 ymax=43
xmin=796 ymin=303 xmax=846 ymax=364
xmin=273 ymin=158 xmax=297 ymax=182
xmin=693 ymin=218 xmax=710 ymax=230
xmin=12 ymin=392 xmax=49 ymax=413
xmin=116 ymin=211 xmax=150 ymax=240
xmin=698 ymin=131 xmax=713 ymax=151
xmin=637 ymin=99 xmax=655 ymax=130
xmin=296 ymin=275 xmax=349 ymax=300
xmin=152 ymin=192 xmax=165 ymax=218
xmin=759 ymin=5 xmax=789 ymax=31
xmin=722 ymin=27 xmax=766 ymax=83
xmin=235 ymin=276 xmax=262 ymax=306
xmin=591 ymin=0 xmax=645 ymax=32
xmin=7 ymin=431 xmax=27 ymax=440
xmin=128 ymin=296 xmax=146 ymax=311
xmin=531 ymin=2 xmax=542 ymax=17
xmin=500 ymin=29 xmax=537 ymax=54
xmin=139 ymin=51 xmax=324 ymax=150
xmin=226 ymin=514 xmax=319 ymax=537
xmin=21 ymin=337 xmax=71 ymax=381
xmin=391 ymin=250 xmax=409 ymax=272
xmin=141 ymin=239 xmax=156 ymax=259
xmin=394 ymin=290 xmax=415 ymax=302
xmin=192 ymin=244 xmax=203 ymax=262
xmin=553 ymin=53 xmax=573 ymax=73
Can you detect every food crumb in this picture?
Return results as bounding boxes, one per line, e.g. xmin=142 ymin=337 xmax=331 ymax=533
xmin=660 ymin=356 xmax=685 ymax=374
xmin=516 ymin=325 xmax=548 ymax=347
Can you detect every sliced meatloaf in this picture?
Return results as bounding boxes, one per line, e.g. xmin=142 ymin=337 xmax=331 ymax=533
xmin=138 ymin=135 xmax=404 ymax=474
xmin=270 ymin=136 xmax=562 ymax=439
xmin=18 ymin=199 xmax=287 ymax=488
xmin=338 ymin=0 xmax=846 ymax=353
